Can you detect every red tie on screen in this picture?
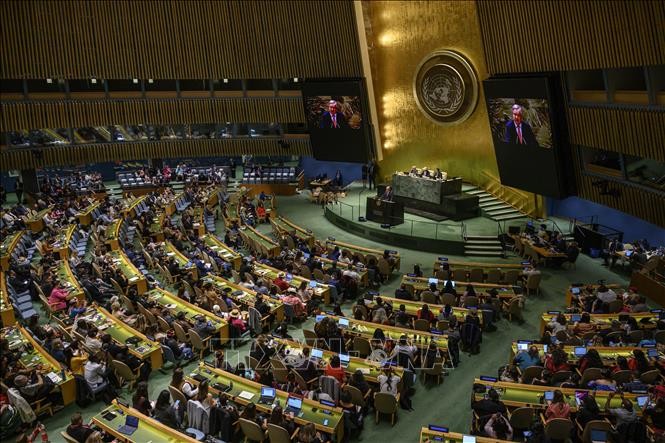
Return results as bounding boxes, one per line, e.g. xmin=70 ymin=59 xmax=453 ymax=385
xmin=333 ymin=115 xmax=337 ymax=128
xmin=517 ymin=125 xmax=523 ymax=144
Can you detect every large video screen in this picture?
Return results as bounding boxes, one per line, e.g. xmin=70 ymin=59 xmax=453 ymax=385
xmin=483 ymin=76 xmax=571 ymax=198
xmin=487 ymin=98 xmax=552 ymax=148
xmin=302 ymin=80 xmax=370 ymax=163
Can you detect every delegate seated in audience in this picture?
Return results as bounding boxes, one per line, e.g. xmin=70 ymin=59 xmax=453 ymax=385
xmin=547 ymin=313 xmax=568 ymax=334
xmin=605 ymin=392 xmax=638 ymax=428
xmin=513 ymin=346 xmax=542 ymax=371
xmin=324 ymin=355 xmax=346 ymax=384
xmin=132 ymin=381 xmax=152 ymax=416
xmin=544 ymin=347 xmax=570 ymax=374
xmin=472 ymin=388 xmax=506 ymax=417
xmin=153 ymin=389 xmax=180 ymax=428
xmin=83 ymin=354 xmax=110 ymax=395
xmin=66 ymin=412 xmax=95 ymax=443
xmin=544 ymin=390 xmax=571 ymax=421
xmin=377 ymin=366 xmax=400 ymax=396
xmin=171 ymin=367 xmax=199 ymax=399
xmin=483 ymin=413 xmax=513 ymax=440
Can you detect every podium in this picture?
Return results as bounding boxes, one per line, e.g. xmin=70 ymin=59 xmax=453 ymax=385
xmin=365 ymin=196 xmax=404 ymax=226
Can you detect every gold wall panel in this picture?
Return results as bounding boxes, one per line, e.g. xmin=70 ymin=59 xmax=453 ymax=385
xmin=572 ymin=146 xmax=665 ymax=227
xmin=0 ymin=1 xmax=362 ymax=79
xmin=0 ymin=98 xmax=306 ymax=132
xmin=363 ymin=1 xmax=501 ymax=188
xmin=567 ymin=106 xmax=665 ymax=162
xmin=477 ymin=0 xmax=665 ymax=74
xmin=0 ymin=138 xmax=312 ymax=171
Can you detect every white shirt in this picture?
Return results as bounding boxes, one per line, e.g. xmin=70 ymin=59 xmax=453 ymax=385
xmin=597 ymin=289 xmax=617 ymax=304
xmin=84 ymin=361 xmax=105 ymax=386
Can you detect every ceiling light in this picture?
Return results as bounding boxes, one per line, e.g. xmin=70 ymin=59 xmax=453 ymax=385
xmin=46 ymin=78 xmax=53 ymax=84
xmin=223 ymin=78 xmax=229 ymax=83
xmin=91 ymin=78 xmax=97 ymax=84
xmin=148 ymin=79 xmax=154 ymax=84
xmin=293 ymin=77 xmax=299 ymax=83
xmin=132 ymin=78 xmax=139 ymax=84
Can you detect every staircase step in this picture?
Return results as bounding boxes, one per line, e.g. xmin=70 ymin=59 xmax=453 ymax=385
xmin=487 ymin=208 xmax=521 ymax=216
xmin=480 ymin=202 xmax=510 ymax=210
xmin=478 ymin=195 xmax=496 ymax=202
xmin=465 ymin=250 xmax=504 ymax=257
xmin=466 ymin=235 xmax=499 ymax=240
xmin=493 ymin=213 xmax=529 ymax=221
xmin=465 ymin=244 xmax=503 ymax=251
xmin=465 ymin=238 xmax=501 ymax=244
xmin=467 ymin=190 xmax=490 ymax=196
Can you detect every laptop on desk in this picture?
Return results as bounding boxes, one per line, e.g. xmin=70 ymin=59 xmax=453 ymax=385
xmin=311 ymin=348 xmax=324 ymax=361
xmin=339 ymin=353 xmax=350 ymax=368
xmin=117 ymin=415 xmax=139 ymax=435
xmin=285 ymin=396 xmax=303 ymax=415
xmin=259 ymin=386 xmax=276 ymax=404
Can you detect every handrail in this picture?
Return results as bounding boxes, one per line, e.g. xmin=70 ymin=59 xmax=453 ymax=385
xmin=481 ymin=170 xmax=530 ymax=199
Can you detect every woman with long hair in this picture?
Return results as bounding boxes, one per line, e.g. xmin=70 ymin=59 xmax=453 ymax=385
xmin=629 ymin=349 xmax=651 ymax=375
xmin=170 ymin=367 xmax=199 ymax=399
xmin=132 ymin=381 xmax=152 ymax=416
xmin=545 ymin=390 xmax=571 ymax=421
xmin=153 ymin=389 xmax=179 ymax=428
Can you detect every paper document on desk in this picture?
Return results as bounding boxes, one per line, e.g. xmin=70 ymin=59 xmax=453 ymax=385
xmin=238 ymin=391 xmax=255 ymax=400
xmin=46 ymin=372 xmax=62 ymax=383
xmin=358 ymin=368 xmax=370 ymax=375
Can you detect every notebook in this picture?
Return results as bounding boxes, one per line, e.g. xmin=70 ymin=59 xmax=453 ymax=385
xmin=238 ymin=391 xmax=255 ymax=400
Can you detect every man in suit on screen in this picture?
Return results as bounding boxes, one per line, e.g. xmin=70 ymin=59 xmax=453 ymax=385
xmin=504 ymin=104 xmax=537 ymax=146
xmin=319 ymin=100 xmax=347 ymax=129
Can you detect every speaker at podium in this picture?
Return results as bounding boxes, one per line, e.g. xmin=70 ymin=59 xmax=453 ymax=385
xmin=365 ymin=196 xmax=404 ymax=226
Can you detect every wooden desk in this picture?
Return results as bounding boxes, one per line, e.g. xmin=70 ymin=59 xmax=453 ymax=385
xmin=0 ymin=273 xmax=16 ymax=326
xmin=123 ymin=195 xmax=148 ymax=218
xmin=53 ymin=224 xmax=76 ymax=260
xmin=539 ymin=311 xmax=659 ymax=334
xmin=419 ymin=427 xmax=513 ymax=443
xmin=474 ymin=378 xmax=641 ymax=412
xmin=372 ymin=295 xmax=484 ymax=325
xmin=192 ymin=206 xmax=207 ymax=237
xmin=27 ymin=208 xmax=50 ymax=233
xmin=146 ymin=288 xmax=229 ymax=344
xmin=200 ymin=233 xmax=242 ymax=270
xmin=2 ymin=326 xmax=75 ymax=405
xmin=80 ymin=306 xmax=163 ymax=369
xmin=274 ymin=338 xmax=404 ymax=383
xmin=162 ymin=240 xmax=199 ymax=281
xmin=201 ymin=275 xmax=284 ymax=323
xmin=0 ymin=230 xmax=24 ymax=271
xmin=431 ymin=259 xmax=524 ymax=281
xmin=107 ymin=250 xmax=148 ymax=295
xmin=148 ymin=212 xmax=166 ymax=242
xmin=513 ymin=235 xmax=567 ymax=263
xmin=325 ymin=239 xmax=401 ymax=271
xmin=252 ymin=262 xmax=331 ymax=305
xmin=77 ymin=201 xmax=100 ymax=226
xmin=401 ymin=275 xmax=519 ymax=300
xmin=323 ymin=314 xmax=449 ymax=352
xmin=565 ymin=283 xmax=623 ymax=307
xmin=55 ymin=260 xmax=85 ymax=301
xmin=187 ymin=365 xmax=344 ymax=442
xmin=509 ymin=342 xmax=662 ymax=365
xmin=92 ymin=400 xmax=199 ymax=443
xmin=105 ymin=218 xmax=123 ymax=251
xmin=270 ymin=215 xmax=315 ymax=248
xmin=314 ymin=256 xmax=369 ymax=287
xmin=239 ymin=225 xmax=281 ymax=257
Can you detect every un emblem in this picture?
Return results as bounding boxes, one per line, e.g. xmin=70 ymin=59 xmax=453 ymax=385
xmin=414 ymin=50 xmax=478 ymax=125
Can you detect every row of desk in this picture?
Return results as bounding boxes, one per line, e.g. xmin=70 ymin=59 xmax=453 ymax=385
xmin=401 ymin=275 xmax=519 ymax=300
xmin=0 ymin=230 xmax=26 ymax=271
xmin=201 ymin=275 xmax=284 ymax=323
xmin=239 ymin=225 xmax=281 ymax=257
xmin=252 ymin=262 xmax=332 ymax=305
xmin=325 ymin=239 xmax=401 ymax=271
xmin=539 ymin=311 xmax=659 ymax=334
xmin=270 ymin=215 xmax=315 ymax=248
xmin=1 ymin=326 xmax=76 ymax=405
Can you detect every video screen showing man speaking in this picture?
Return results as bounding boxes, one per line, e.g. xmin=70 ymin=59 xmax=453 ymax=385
xmin=304 ymin=95 xmax=363 ymax=130
xmin=488 ymin=98 xmax=552 ymax=148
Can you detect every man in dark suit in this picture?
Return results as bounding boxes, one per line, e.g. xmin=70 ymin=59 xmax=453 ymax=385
xmin=319 ymin=100 xmax=347 ymax=129
xmin=380 ymin=185 xmax=394 ymax=202
xmin=504 ymin=104 xmax=537 ymax=146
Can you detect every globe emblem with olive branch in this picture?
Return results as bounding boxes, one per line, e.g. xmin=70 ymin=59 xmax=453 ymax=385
xmin=413 ymin=50 xmax=478 ymax=125
xmin=420 ymin=68 xmax=464 ymax=118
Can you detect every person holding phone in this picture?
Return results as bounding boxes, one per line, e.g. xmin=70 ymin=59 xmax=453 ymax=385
xmin=605 ymin=391 xmax=638 ymax=427
xmin=483 ymin=412 xmax=513 ymax=440
xmin=544 ymin=390 xmax=571 ymax=421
